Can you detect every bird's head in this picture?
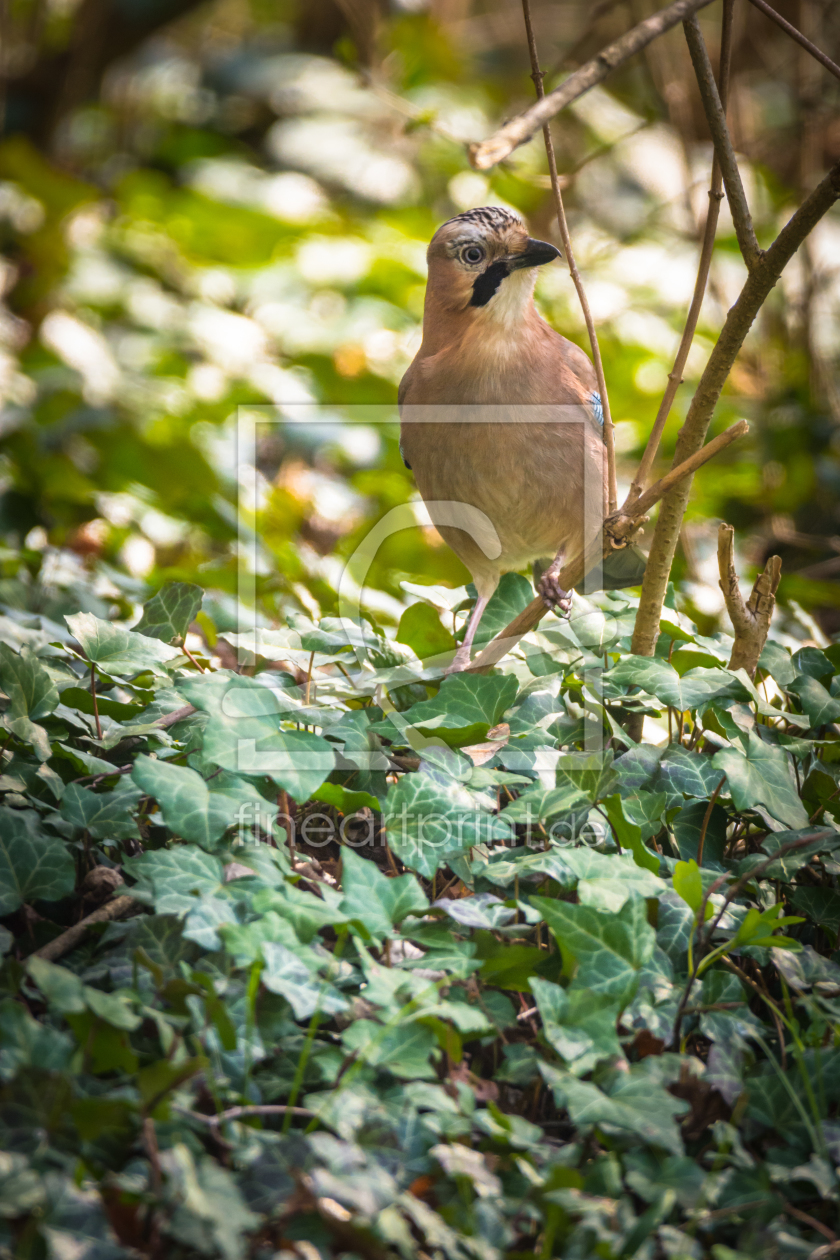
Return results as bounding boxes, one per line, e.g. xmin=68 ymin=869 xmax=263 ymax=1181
xmin=426 ymin=206 xmax=560 ymax=324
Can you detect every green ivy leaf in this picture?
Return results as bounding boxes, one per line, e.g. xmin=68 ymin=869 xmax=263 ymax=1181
xmin=540 ymin=1061 xmax=688 ymax=1155
xmin=396 ymin=601 xmax=457 ymax=660
xmin=124 ymin=847 xmax=225 ymax=913
xmin=384 ymin=769 xmax=513 ymax=878
xmin=0 ymin=998 xmax=74 ymax=1080
xmin=790 ymin=887 xmax=840 ymax=943
xmin=58 ymin=686 xmax=142 ymax=721
xmin=26 ymin=957 xmax=86 ymax=1014
xmin=531 ymin=895 xmax=655 ymax=1002
xmin=0 ymin=809 xmax=76 ymax=914
xmin=260 ymin=942 xmax=349 ymax=1020
xmin=312 ymin=782 xmax=381 ymax=814
xmin=655 ymin=746 xmax=724 ymax=799
xmin=791 ymin=647 xmax=833 ymax=681
xmin=340 ymin=1019 xmax=437 ymax=1079
xmin=547 ymin=847 xmax=665 ymax=912
xmin=134 ymin=582 xmax=203 ymax=643
xmin=376 ymin=672 xmax=518 ymax=749
xmin=605 ymin=656 xmax=731 ymax=710
xmin=672 ymin=801 xmax=728 ymax=868
xmin=672 ymin=859 xmax=708 ymax=916
xmin=531 ymin=978 xmax=622 ymax=1076
xmin=555 ymin=751 xmax=617 ymax=802
xmin=0 ymin=644 xmax=58 ymax=722
xmin=758 ymin=641 xmax=796 ymax=686
xmin=131 ymin=755 xmax=274 ymax=846
xmin=65 ymin=612 xmax=180 ymax=675
xmin=788 ymin=675 xmax=840 ymax=729
xmin=339 ymin=847 xmax=427 ymax=944
xmin=713 ymin=732 xmax=809 ymax=829
xmin=60 ymin=781 xmax=142 ymax=840
xmin=179 ymin=672 xmax=334 ymax=802
xmin=465 ymin=573 xmax=533 ymax=646
xmin=600 ymin=795 xmax=661 ymax=874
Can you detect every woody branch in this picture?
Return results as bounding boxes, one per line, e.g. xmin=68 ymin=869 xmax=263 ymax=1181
xmin=465 ymin=2 xmax=840 ymax=677
xmin=717 ymin=524 xmax=782 ymax=677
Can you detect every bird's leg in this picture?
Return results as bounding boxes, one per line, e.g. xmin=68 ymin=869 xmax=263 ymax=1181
xmin=537 ymin=549 xmax=573 ymax=616
xmin=446 ymin=591 xmax=491 ymax=674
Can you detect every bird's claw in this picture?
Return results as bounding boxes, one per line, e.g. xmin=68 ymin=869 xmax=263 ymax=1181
xmin=538 ymin=574 xmax=573 ymax=617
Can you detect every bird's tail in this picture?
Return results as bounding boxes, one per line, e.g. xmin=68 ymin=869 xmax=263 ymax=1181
xmin=533 ymin=545 xmax=647 ymax=595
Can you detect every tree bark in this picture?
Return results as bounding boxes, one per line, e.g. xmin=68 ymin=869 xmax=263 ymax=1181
xmin=718 ymin=524 xmax=781 ymax=676
xmin=629 ymin=159 xmax=840 ymax=663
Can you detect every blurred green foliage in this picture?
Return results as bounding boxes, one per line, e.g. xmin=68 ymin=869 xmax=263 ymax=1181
xmin=0 ymin=0 xmax=838 ymax=643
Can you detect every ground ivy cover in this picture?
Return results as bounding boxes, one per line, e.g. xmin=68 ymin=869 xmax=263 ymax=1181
xmin=1 ymin=575 xmax=840 ymax=1259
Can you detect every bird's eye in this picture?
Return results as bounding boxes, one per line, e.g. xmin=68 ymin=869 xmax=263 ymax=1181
xmin=462 ymin=245 xmax=485 ymax=264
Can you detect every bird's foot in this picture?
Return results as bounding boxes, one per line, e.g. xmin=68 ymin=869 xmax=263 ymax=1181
xmin=538 ymin=573 xmax=573 ymax=617
xmin=445 ymin=645 xmax=473 ymax=675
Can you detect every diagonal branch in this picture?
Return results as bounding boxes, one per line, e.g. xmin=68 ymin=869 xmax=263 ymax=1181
xmin=32 ymin=894 xmax=138 ymax=962
xmin=745 ymin=0 xmax=840 ymax=84
xmin=467 ymin=420 xmax=748 ymax=672
xmin=683 ymin=15 xmax=761 ymax=271
xmin=469 ymin=0 xmax=716 ymax=170
xmin=629 ymin=159 xmax=840 ymax=667
xmin=521 ymin=0 xmax=617 ymax=513
xmin=626 ymin=0 xmax=735 ymax=505
xmin=717 ymin=524 xmax=782 ymax=677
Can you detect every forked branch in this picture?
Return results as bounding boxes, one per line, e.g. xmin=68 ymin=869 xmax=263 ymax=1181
xmin=718 ymin=524 xmax=782 ymax=677
xmin=630 ymin=159 xmax=840 ymax=662
xmin=464 ymin=1 xmax=840 ymax=680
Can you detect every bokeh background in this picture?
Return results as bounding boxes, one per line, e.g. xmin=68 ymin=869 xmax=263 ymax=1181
xmin=1 ymin=0 xmax=839 ymax=647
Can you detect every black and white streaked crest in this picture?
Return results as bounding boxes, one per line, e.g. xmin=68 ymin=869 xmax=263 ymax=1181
xmin=444 ymin=206 xmax=524 ymax=233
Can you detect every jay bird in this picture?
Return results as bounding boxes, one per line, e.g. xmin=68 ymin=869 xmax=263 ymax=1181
xmin=399 ymin=205 xmax=645 ymax=673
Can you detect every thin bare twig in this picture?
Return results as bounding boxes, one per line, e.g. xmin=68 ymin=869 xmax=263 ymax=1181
xmin=521 ymin=0 xmax=617 ymax=511
xmin=90 ymin=662 xmax=102 ymax=741
xmin=616 ymin=420 xmax=748 ymax=523
xmin=697 ymin=775 xmax=726 ymax=866
xmin=722 ymin=956 xmax=788 ymax=1070
xmin=176 ymin=1104 xmax=315 ymax=1126
xmin=153 ymin=704 xmax=197 ymax=729
xmin=181 ymin=644 xmax=207 ymax=673
xmin=626 ymin=0 xmax=735 ymax=505
xmin=718 ymin=523 xmax=782 ymax=677
xmin=745 ymin=0 xmax=840 ymax=84
xmin=683 ymin=15 xmax=761 ymax=271
xmin=32 ymin=894 xmax=138 ymax=962
xmin=71 ymin=763 xmax=133 ymax=785
xmin=304 ymin=649 xmax=315 ymax=706
xmin=469 ymin=0 xmax=716 ymax=169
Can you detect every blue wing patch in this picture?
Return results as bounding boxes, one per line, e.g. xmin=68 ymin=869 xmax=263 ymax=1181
xmin=590 ymin=391 xmax=604 ymax=428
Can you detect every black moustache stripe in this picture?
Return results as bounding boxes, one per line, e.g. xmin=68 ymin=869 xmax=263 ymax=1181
xmin=469 ymin=260 xmax=510 ymax=307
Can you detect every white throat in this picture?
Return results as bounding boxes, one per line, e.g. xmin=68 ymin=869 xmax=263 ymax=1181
xmin=474 ymin=268 xmax=538 ymax=331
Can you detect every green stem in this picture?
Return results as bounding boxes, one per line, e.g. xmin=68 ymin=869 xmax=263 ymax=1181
xmin=242 ymin=959 xmax=262 ymax=1092
xmin=752 ymin=1030 xmax=823 ymax=1157
xmin=286 ymin=928 xmax=348 ymax=1133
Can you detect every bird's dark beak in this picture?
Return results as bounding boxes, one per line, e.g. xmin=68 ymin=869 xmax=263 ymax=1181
xmin=507 ymin=237 xmax=562 ymax=270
